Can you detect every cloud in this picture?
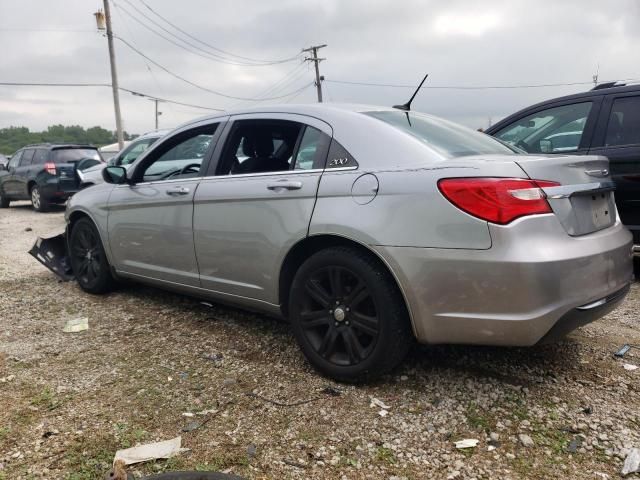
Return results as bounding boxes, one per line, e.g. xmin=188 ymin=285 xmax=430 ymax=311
xmin=0 ymin=0 xmax=637 ymax=137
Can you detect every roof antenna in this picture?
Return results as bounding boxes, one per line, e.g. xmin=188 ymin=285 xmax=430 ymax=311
xmin=393 ymin=73 xmax=429 ymax=111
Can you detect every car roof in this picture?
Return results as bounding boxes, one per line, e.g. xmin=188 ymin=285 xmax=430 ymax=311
xmin=135 ymin=128 xmax=172 ymax=140
xmin=18 ymin=143 xmax=97 ymax=150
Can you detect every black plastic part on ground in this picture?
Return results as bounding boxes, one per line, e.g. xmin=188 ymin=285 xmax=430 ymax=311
xmin=28 ymin=233 xmax=74 ymax=281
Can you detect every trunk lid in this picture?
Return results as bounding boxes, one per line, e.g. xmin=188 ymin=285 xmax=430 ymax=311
xmin=514 ymin=154 xmax=616 ymax=236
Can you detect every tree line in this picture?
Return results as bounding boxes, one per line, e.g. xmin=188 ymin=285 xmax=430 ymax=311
xmin=0 ymin=125 xmax=138 ymax=155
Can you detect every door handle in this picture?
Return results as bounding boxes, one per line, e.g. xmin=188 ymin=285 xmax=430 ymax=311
xmin=267 ymin=180 xmax=303 ymax=191
xmin=165 ymin=186 xmax=190 ymax=196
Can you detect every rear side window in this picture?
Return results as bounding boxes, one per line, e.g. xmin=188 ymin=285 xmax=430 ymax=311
xmin=494 ymin=102 xmax=592 ymax=154
xmin=19 ymin=149 xmax=35 ymax=166
xmin=8 ymin=151 xmax=22 ymax=169
xmin=51 ymin=148 xmax=100 ymax=164
xmin=605 ymin=96 xmax=640 ymax=147
xmin=366 ymin=111 xmax=515 ymax=158
xmin=32 ymin=149 xmax=48 ymax=165
xmin=292 ymin=126 xmax=331 ymax=170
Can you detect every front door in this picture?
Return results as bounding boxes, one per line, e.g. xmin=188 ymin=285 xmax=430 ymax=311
xmin=588 ymin=92 xmax=640 ymax=240
xmin=107 ymin=121 xmax=223 ymax=286
xmin=193 ymin=114 xmax=332 ymax=305
xmin=15 ymin=149 xmax=35 ymax=197
xmin=2 ymin=151 xmax=23 ymax=196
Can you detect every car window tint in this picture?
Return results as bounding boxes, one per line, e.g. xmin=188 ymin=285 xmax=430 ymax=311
xmin=141 ymin=126 xmax=217 ymax=182
xmin=8 ymin=151 xmax=22 ymax=169
xmin=494 ymin=102 xmax=592 ymax=154
xmin=119 ymin=138 xmax=157 ymax=166
xmin=605 ymin=96 xmax=640 ymax=147
xmin=19 ymin=149 xmax=35 ymax=166
xmin=366 ymin=111 xmax=515 ymax=158
xmin=326 ymin=138 xmax=358 ymax=169
xmin=32 ymin=149 xmax=48 ymax=165
xmin=293 ymin=126 xmax=331 ymax=170
xmin=51 ymin=149 xmax=100 ymax=163
xmin=218 ymin=120 xmax=302 ymax=175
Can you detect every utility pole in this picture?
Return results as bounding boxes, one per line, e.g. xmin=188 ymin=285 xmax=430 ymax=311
xmin=303 ymin=44 xmax=327 ymax=103
xmin=95 ymin=1 xmax=124 ymax=149
xmin=149 ymin=98 xmax=163 ymax=129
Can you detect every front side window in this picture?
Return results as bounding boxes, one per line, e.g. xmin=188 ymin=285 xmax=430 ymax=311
xmin=366 ymin=111 xmax=515 ymax=158
xmin=605 ymin=96 xmax=640 ymax=147
xmin=8 ymin=151 xmax=22 ymax=169
xmin=140 ymin=126 xmax=217 ymax=182
xmin=20 ymin=149 xmax=35 ymax=166
xmin=494 ymin=102 xmax=592 ymax=154
xmin=118 ymin=137 xmax=159 ymax=166
xmin=217 ymin=120 xmax=302 ymax=175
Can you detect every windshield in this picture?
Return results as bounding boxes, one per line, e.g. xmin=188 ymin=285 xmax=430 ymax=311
xmin=365 ymin=111 xmax=516 ymax=158
xmin=51 ymin=148 xmax=101 ymax=164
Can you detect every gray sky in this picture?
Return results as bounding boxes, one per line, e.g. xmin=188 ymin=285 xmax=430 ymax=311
xmin=0 ymin=0 xmax=638 ymax=135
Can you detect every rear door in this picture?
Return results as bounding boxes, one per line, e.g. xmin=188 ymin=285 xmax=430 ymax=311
xmin=107 ymin=120 xmax=225 ymax=286
xmin=588 ymin=92 xmax=640 ymax=239
xmin=193 ymin=114 xmax=332 ymax=304
xmin=15 ymin=149 xmax=35 ymax=197
xmin=2 ymin=151 xmax=23 ymax=196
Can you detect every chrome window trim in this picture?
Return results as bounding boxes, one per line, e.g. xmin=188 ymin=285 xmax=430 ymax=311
xmin=115 ymin=177 xmax=204 ymax=188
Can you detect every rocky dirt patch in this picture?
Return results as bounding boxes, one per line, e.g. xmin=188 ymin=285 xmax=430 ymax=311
xmin=1 ymin=203 xmax=639 ymax=479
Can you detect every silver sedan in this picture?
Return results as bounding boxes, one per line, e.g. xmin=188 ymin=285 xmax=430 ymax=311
xmin=59 ymin=104 xmax=633 ymax=381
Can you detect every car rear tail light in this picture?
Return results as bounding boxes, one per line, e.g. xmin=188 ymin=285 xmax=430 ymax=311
xmin=44 ymin=162 xmax=57 ymax=175
xmin=437 ymin=177 xmax=560 ymax=225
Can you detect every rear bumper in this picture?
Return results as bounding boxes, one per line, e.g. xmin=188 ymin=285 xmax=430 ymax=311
xmin=374 ymin=214 xmax=634 ymax=346
xmin=40 ymin=178 xmax=79 ymax=201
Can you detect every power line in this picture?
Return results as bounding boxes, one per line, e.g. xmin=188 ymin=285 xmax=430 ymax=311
xmin=0 ymin=82 xmax=224 ymax=111
xmin=325 ymin=78 xmax=639 ymax=90
xmin=115 ymin=0 xmax=280 ymax=67
xmin=114 ymin=34 xmax=315 ymax=101
xmin=135 ymin=0 xmax=300 ymax=65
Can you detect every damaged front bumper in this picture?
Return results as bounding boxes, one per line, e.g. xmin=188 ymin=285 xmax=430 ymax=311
xmin=28 ymin=229 xmax=75 ymax=281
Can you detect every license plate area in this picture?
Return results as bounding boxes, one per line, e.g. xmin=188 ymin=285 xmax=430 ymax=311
xmin=569 ymin=191 xmax=616 ymax=235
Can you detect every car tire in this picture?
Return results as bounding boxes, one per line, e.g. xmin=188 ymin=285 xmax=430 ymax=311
xmin=30 ymin=185 xmax=49 ymax=212
xmin=289 ymin=246 xmax=414 ymax=382
xmin=69 ymin=217 xmax=114 ymax=294
xmin=0 ymin=188 xmax=9 ymax=208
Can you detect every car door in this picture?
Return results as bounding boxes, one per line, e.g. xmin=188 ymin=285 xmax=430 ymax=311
xmin=107 ymin=119 xmax=226 ymax=286
xmin=490 ymin=98 xmax=602 ymax=155
xmin=15 ymin=148 xmax=35 ymax=197
xmin=2 ymin=151 xmax=23 ymax=196
xmin=588 ymin=92 xmax=640 ymax=240
xmin=193 ymin=114 xmax=332 ymax=305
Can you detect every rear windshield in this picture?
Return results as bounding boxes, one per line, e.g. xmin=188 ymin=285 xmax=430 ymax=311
xmin=365 ymin=111 xmax=516 ymax=158
xmin=51 ymin=148 xmax=101 ymax=164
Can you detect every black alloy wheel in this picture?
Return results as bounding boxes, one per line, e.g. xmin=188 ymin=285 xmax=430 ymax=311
xmin=69 ymin=218 xmax=114 ymax=294
xmin=289 ymin=247 xmax=413 ymax=382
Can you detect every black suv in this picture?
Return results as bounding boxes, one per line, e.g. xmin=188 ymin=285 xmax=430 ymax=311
xmin=486 ymin=83 xmax=640 ymax=244
xmin=0 ymin=144 xmax=102 ymax=211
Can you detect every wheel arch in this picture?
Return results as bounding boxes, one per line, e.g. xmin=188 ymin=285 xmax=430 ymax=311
xmin=278 ymin=234 xmax=416 ymax=337
xmin=67 ymin=208 xmax=114 ymax=266
xmin=27 ymin=180 xmax=37 ymax=193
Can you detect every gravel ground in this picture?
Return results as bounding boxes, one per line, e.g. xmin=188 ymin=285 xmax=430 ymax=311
xmin=1 ymin=202 xmax=639 ymax=480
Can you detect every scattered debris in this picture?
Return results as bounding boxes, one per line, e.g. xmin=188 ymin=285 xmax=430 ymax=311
xmin=114 ymin=436 xmax=187 ymax=466
xmin=245 ymin=392 xmax=322 ymax=407
xmin=24 ymin=227 xmax=32 ymax=232
xmin=0 ymin=375 xmax=15 ymax=383
xmin=622 ymin=363 xmax=638 ymax=371
xmin=454 ymin=439 xmax=479 ymax=449
xmin=196 ymin=409 xmax=218 ymax=416
xmin=283 ymin=458 xmax=307 ymax=469
xmin=378 ymin=409 xmax=389 ymax=417
xmin=246 ymin=443 xmax=257 ymax=458
xmin=181 ymin=418 xmax=211 ymax=433
xmin=567 ymin=436 xmax=582 ymax=453
xmin=63 ymin=317 xmax=89 ymax=333
xmin=582 ymin=406 xmax=593 ymax=415
xmin=182 ymin=412 xmax=195 ymax=417
xmin=203 ymin=353 xmax=224 ymax=365
xmin=518 ymin=434 xmax=534 ymax=447
xmin=320 ymin=386 xmax=341 ymax=397
xmin=622 ymin=448 xmax=640 ymax=476
xmin=370 ymin=397 xmax=391 ymax=410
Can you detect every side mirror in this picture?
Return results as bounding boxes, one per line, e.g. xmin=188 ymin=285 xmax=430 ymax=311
xmin=102 ymin=166 xmax=128 ymax=184
xmin=539 ymin=139 xmax=553 ymax=153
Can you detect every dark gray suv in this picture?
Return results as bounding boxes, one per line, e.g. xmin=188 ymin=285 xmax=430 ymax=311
xmin=0 ymin=144 xmax=102 ymax=211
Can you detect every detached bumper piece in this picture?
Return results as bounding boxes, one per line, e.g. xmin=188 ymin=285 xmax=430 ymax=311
xmin=28 ymin=234 xmax=74 ymax=281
